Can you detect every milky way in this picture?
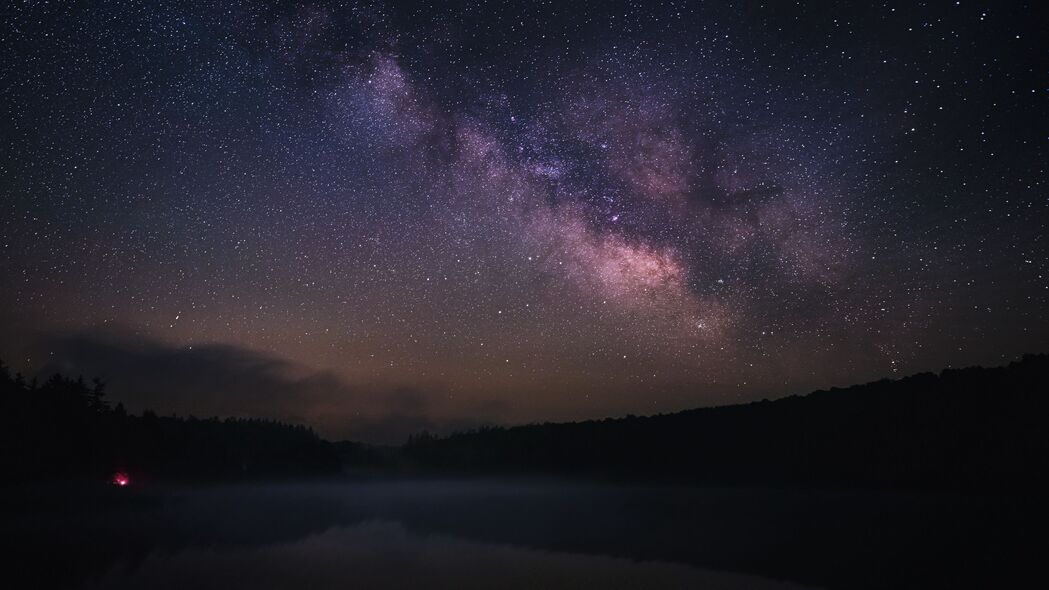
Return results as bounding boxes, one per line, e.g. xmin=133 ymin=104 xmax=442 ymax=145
xmin=2 ymin=1 xmax=1046 ymax=442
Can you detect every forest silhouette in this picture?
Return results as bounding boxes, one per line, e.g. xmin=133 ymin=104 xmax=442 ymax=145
xmin=2 ymin=354 xmax=1047 ymax=488
xmin=398 ymin=354 xmax=1049 ymax=489
xmin=0 ymin=360 xmax=340 ymax=482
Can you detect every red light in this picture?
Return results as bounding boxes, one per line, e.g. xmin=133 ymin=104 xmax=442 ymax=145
xmin=113 ymin=472 xmax=130 ymax=487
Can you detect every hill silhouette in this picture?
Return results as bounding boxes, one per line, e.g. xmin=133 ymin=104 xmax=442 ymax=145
xmin=395 ymin=354 xmax=1049 ymax=489
xmin=3 ymin=354 xmax=1047 ymax=488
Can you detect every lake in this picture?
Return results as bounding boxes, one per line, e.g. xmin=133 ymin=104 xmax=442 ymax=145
xmin=3 ymin=480 xmax=1038 ymax=588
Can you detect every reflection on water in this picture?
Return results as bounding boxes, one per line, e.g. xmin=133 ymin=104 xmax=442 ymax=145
xmin=4 ymin=480 xmax=1039 ymax=589
xmin=87 ymin=520 xmax=811 ymax=590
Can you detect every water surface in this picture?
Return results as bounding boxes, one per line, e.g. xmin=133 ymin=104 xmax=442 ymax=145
xmin=5 ymin=480 xmax=1037 ymax=588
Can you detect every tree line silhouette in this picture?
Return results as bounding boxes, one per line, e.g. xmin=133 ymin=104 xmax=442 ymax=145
xmin=397 ymin=354 xmax=1049 ymax=489
xmin=0 ymin=360 xmax=340 ymax=482
xmin=3 ymin=354 xmax=1047 ymax=488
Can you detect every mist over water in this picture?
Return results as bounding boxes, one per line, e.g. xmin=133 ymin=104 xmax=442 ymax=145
xmin=7 ymin=480 xmax=1038 ymax=589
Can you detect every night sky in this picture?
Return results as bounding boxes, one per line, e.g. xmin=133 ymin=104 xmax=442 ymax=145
xmin=2 ymin=1 xmax=1046 ymax=442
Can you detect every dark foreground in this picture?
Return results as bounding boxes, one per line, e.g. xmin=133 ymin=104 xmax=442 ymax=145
xmin=3 ymin=480 xmax=1042 ymax=589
